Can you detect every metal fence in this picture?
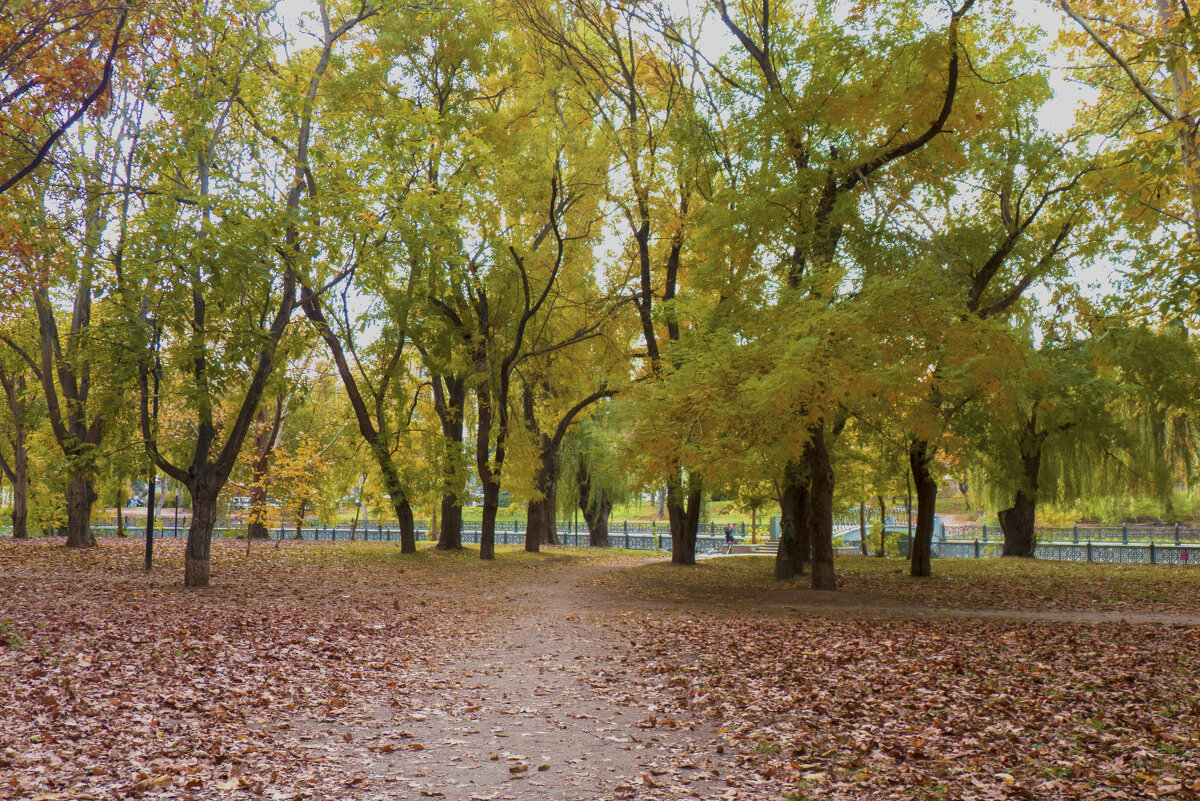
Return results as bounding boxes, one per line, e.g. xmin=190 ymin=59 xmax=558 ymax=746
xmin=944 ymin=523 xmax=1200 ymax=546
xmin=2 ymin=519 xmax=755 ymax=554
xmin=931 ymin=539 xmax=1198 ymax=565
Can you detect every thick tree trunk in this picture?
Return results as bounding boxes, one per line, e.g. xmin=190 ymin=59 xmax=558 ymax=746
xmin=578 ymin=459 xmax=611 ymax=547
xmin=524 ymin=460 xmax=558 ymax=553
xmin=805 ymin=426 xmax=837 ymax=592
xmin=1000 ymin=444 xmax=1041 ymax=557
xmin=116 ymin=498 xmax=124 ymax=537
xmin=394 ymin=496 xmax=416 ymax=551
xmin=65 ymin=473 xmax=97 ymax=548
xmin=667 ymin=469 xmax=700 ymax=565
xmin=776 ymin=459 xmax=807 ymax=580
xmin=998 ymin=492 xmax=1036 ymax=557
xmin=185 ymin=484 xmax=219 ymax=587
xmin=438 ymin=495 xmax=462 ymax=550
xmin=434 ymin=378 xmax=466 ymax=551
xmin=908 ymin=439 xmax=939 ymax=578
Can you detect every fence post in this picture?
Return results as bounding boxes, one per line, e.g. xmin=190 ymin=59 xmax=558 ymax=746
xmin=982 ymin=524 xmax=987 ymax=542
xmin=1087 ymin=540 xmax=1093 ymax=562
xmin=625 ymin=524 xmax=630 ymax=550
xmin=1073 ymin=523 xmax=1078 ymax=544
xmin=1176 ymin=523 xmax=1181 ymax=546
xmin=974 ymin=539 xmax=979 ymax=559
xmin=1150 ymin=540 xmax=1156 ymax=564
xmin=1121 ymin=522 xmax=1127 ymax=544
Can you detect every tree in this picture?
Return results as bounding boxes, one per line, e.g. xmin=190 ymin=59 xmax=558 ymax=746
xmin=134 ymin=1 xmax=374 ymax=586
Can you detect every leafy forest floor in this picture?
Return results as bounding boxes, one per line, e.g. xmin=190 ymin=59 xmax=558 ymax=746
xmin=1 ymin=540 xmax=1198 ymax=801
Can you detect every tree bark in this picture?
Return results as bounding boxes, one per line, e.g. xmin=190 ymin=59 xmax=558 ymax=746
xmin=908 ymin=439 xmax=939 ymax=577
xmin=185 ymin=483 xmax=218 ymax=587
xmin=0 ymin=367 xmax=28 ymax=539
xmin=432 ymin=375 xmax=466 ymax=551
xmin=876 ymin=495 xmax=887 ymax=557
xmin=776 ymin=459 xmax=807 ymax=580
xmin=65 ymin=474 xmax=97 ymax=548
xmin=859 ymin=500 xmax=868 ymax=556
xmin=578 ymin=458 xmax=611 ymax=547
xmin=1000 ymin=421 xmax=1042 ymax=558
xmin=805 ymin=425 xmax=837 ymax=591
xmin=524 ymin=460 xmax=559 ymax=553
xmin=667 ymin=469 xmax=700 ymax=565
xmin=247 ymin=397 xmax=283 ymax=539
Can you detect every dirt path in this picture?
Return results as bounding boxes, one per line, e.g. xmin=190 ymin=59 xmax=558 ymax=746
xmin=283 ymin=557 xmax=1200 ymax=801
xmin=299 ymin=565 xmax=738 ymax=801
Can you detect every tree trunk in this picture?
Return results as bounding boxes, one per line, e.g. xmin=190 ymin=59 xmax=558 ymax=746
xmin=65 ymin=473 xmax=97 ymax=548
xmin=876 ymin=495 xmax=887 ymax=557
xmin=908 ymin=439 xmax=939 ymax=578
xmin=578 ymin=458 xmax=611 ymax=547
xmin=524 ymin=450 xmax=558 ymax=553
xmin=247 ymin=474 xmax=271 ymax=539
xmin=998 ymin=492 xmax=1036 ymax=557
xmin=438 ymin=495 xmax=463 ymax=550
xmin=1000 ymin=440 xmax=1041 ymax=557
xmin=247 ymin=398 xmax=282 ymax=540
xmin=185 ymin=483 xmax=219 ymax=587
xmin=859 ymin=500 xmax=868 ymax=556
xmin=805 ymin=426 xmax=837 ymax=591
xmin=434 ymin=377 xmax=466 ymax=551
xmin=479 ymin=481 xmax=499 ymax=560
xmin=394 ymin=495 xmax=416 ymax=551
xmin=293 ymin=499 xmax=308 ymax=540
xmin=667 ymin=469 xmax=700 ymax=565
xmin=776 ymin=459 xmax=807 ymax=580
xmin=10 ymin=456 xmax=27 ymax=539
xmin=116 ymin=496 xmax=125 ymax=537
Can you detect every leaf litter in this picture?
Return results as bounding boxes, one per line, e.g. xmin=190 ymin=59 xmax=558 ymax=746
xmin=2 ymin=538 xmax=1198 ymax=800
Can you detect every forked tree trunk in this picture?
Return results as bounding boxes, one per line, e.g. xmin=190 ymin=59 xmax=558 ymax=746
xmin=667 ymin=469 xmax=701 ymax=565
xmin=805 ymin=426 xmax=837 ymax=591
xmin=524 ymin=460 xmax=559 ymax=553
xmin=578 ymin=459 xmax=611 ymax=547
xmin=65 ymin=473 xmax=97 ymax=548
xmin=908 ymin=439 xmax=939 ymax=578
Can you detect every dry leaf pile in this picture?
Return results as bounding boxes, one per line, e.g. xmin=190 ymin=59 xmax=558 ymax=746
xmin=0 ymin=539 xmax=488 ymax=800
xmin=619 ymin=614 xmax=1200 ymax=800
